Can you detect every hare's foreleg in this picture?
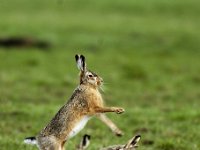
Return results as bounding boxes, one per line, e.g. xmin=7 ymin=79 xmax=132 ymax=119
xmin=96 ymin=114 xmax=124 ymax=136
xmin=94 ymin=107 xmax=124 ymax=114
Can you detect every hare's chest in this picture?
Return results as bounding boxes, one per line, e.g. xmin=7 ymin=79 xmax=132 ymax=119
xmin=86 ymin=90 xmax=103 ymax=106
xmin=69 ymin=116 xmax=90 ymax=138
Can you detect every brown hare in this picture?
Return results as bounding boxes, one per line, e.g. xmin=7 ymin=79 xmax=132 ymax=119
xmin=24 ymin=54 xmax=125 ymax=150
xmin=76 ymin=134 xmax=141 ymax=150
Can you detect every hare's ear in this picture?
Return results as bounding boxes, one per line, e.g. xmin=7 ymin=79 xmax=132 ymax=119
xmin=124 ymin=135 xmax=141 ymax=149
xmin=82 ymin=134 xmax=91 ymax=149
xmin=75 ymin=54 xmax=86 ymax=72
xmin=77 ymin=134 xmax=91 ymax=150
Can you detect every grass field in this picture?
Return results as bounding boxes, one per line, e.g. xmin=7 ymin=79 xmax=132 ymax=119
xmin=0 ymin=0 xmax=200 ymax=149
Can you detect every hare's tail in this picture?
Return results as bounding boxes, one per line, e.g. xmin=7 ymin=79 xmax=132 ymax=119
xmin=24 ymin=136 xmax=37 ymax=145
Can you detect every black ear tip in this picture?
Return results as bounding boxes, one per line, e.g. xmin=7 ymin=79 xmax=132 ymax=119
xmin=80 ymin=55 xmax=85 ymax=60
xmin=75 ymin=54 xmax=79 ymax=61
xmin=87 ymin=135 xmax=91 ymax=140
xmin=82 ymin=134 xmax=91 ymax=147
xmin=84 ymin=134 xmax=91 ymax=140
xmin=135 ymin=135 xmax=141 ymax=139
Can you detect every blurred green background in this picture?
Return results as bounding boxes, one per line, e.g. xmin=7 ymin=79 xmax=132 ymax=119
xmin=0 ymin=0 xmax=200 ymax=149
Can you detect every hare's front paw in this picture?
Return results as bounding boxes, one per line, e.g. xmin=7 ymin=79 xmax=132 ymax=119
xmin=114 ymin=128 xmax=124 ymax=136
xmin=115 ymin=108 xmax=125 ymax=114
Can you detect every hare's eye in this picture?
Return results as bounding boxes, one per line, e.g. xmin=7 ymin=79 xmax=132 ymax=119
xmin=88 ymin=74 xmax=93 ymax=78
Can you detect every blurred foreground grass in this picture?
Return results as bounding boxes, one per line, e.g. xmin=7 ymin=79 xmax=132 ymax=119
xmin=0 ymin=0 xmax=200 ymax=149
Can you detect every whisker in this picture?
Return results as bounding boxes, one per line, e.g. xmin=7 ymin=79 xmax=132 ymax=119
xmin=102 ymin=82 xmax=110 ymax=85
xmin=100 ymin=86 xmax=105 ymax=92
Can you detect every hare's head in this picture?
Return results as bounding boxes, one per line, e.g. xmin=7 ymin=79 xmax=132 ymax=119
xmin=75 ymin=54 xmax=103 ymax=88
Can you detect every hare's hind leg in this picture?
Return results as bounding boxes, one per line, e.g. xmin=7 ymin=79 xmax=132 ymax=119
xmin=37 ymin=136 xmax=61 ymax=150
xmin=49 ymin=144 xmax=62 ymax=150
xmin=38 ymin=143 xmax=61 ymax=150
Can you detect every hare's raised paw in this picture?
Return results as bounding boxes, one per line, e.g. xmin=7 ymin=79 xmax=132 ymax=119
xmin=115 ymin=108 xmax=125 ymax=114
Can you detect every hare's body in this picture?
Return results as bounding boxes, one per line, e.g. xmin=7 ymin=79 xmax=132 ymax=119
xmin=38 ymin=85 xmax=103 ymax=139
xmin=24 ymin=54 xmax=124 ymax=150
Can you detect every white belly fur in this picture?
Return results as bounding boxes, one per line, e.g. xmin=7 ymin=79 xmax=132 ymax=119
xmin=69 ymin=116 xmax=90 ymax=138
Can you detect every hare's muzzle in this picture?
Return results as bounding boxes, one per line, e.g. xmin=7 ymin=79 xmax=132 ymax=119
xmin=97 ymin=77 xmax=103 ymax=86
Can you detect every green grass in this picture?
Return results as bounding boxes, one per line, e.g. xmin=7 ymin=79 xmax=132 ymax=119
xmin=0 ymin=0 xmax=200 ymax=149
